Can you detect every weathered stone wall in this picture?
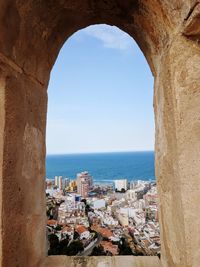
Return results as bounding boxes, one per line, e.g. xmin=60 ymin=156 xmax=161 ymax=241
xmin=0 ymin=57 xmax=47 ymax=267
xmin=0 ymin=1 xmax=199 ymax=267
xmin=43 ymin=256 xmax=161 ymax=267
xmin=154 ymin=34 xmax=200 ymax=267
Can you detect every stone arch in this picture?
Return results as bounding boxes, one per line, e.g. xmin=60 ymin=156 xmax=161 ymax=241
xmin=0 ymin=1 xmax=200 ymax=267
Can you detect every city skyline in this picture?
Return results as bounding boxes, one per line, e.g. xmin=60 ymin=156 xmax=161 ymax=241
xmin=46 ymin=24 xmax=154 ymax=154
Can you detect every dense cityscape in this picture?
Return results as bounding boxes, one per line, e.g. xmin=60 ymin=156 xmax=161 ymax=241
xmin=46 ymin=171 xmax=160 ymax=257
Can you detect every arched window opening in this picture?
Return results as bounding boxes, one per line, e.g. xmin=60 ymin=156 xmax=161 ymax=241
xmin=45 ymin=24 xmax=158 ymax=257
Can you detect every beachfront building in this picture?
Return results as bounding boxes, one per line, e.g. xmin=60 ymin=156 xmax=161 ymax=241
xmin=55 ymin=176 xmax=63 ymax=189
xmin=66 ymin=180 xmax=77 ymax=192
xmin=114 ymin=179 xmax=128 ymax=191
xmin=63 ymin=178 xmax=70 ymax=188
xmin=77 ymin=171 xmax=93 ymax=198
xmin=54 ymin=176 xmax=70 ymax=190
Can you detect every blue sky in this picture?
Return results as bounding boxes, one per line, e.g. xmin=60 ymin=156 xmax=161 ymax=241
xmin=46 ymin=24 xmax=154 ymax=154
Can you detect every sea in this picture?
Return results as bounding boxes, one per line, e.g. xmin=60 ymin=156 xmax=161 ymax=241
xmin=46 ymin=151 xmax=155 ymax=184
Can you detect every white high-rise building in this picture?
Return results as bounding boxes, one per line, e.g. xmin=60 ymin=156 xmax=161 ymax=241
xmin=54 ymin=176 xmax=63 ymax=189
xmin=63 ymin=178 xmax=70 ymax=188
xmin=114 ymin=179 xmax=128 ymax=191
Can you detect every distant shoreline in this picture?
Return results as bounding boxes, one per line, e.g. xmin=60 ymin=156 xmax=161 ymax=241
xmin=46 ymin=150 xmax=154 ymax=157
xmin=46 ymin=178 xmax=156 ymax=184
xmin=46 ymin=151 xmax=155 ymax=181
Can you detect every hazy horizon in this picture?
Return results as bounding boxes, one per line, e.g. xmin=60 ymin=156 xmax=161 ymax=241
xmin=46 ymin=150 xmax=154 ymax=156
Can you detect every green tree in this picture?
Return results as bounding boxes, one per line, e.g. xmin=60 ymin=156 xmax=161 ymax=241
xmin=118 ymin=238 xmax=133 ymax=255
xmin=81 ymin=199 xmax=87 ymax=205
xmin=73 ymin=231 xmax=79 ymax=240
xmin=55 ymin=225 xmax=62 ymax=231
xmin=48 ymin=234 xmax=60 ymax=255
xmin=59 ymin=237 xmax=69 ymax=255
xmin=91 ymin=245 xmax=106 ymax=256
xmin=85 ymin=204 xmax=90 ymax=215
xmin=91 ymin=231 xmax=98 ymax=239
xmin=65 ymin=241 xmax=84 ymax=255
xmin=46 ymin=209 xmax=51 ymax=218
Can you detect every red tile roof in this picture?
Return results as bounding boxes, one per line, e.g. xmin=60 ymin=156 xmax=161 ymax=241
xmin=76 ymin=225 xmax=88 ymax=234
xmin=99 ymin=228 xmax=113 ymax=238
xmin=62 ymin=226 xmax=73 ymax=233
xmin=47 ymin=219 xmax=57 ymax=226
xmin=101 ymin=241 xmax=118 ymax=255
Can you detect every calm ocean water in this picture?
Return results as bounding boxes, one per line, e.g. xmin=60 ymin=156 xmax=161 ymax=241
xmin=46 ymin=151 xmax=155 ymax=183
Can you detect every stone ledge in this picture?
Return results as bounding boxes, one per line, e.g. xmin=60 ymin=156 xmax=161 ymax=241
xmin=43 ymin=256 xmax=161 ymax=267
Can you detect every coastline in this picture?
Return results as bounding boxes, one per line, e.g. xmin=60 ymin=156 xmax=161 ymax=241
xmin=46 ymin=151 xmax=155 ymax=181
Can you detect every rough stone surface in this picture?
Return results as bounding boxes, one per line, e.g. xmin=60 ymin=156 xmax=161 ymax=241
xmin=43 ymin=256 xmax=161 ymax=267
xmin=0 ymin=1 xmax=199 ymax=267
